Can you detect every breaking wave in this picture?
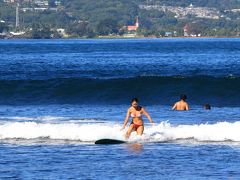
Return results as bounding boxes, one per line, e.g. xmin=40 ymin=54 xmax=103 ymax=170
xmin=1 ymin=121 xmax=240 ymax=144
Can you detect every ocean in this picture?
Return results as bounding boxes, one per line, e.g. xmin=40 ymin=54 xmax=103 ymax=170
xmin=0 ymin=38 xmax=240 ymax=179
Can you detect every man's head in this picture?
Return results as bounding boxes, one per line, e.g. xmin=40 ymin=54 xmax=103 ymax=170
xmin=180 ymin=94 xmax=187 ymax=101
xmin=204 ymin=104 xmax=211 ymax=110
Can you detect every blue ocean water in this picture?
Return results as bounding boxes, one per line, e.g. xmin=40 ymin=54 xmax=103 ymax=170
xmin=0 ymin=38 xmax=240 ymax=179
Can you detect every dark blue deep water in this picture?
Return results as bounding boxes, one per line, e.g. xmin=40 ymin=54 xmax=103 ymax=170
xmin=0 ymin=38 xmax=240 ymax=179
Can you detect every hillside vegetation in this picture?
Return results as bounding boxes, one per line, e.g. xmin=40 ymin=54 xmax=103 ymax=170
xmin=0 ymin=0 xmax=240 ymax=38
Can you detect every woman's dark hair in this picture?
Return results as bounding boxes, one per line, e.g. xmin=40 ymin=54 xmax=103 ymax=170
xmin=131 ymin=98 xmax=139 ymax=103
xmin=131 ymin=98 xmax=141 ymax=110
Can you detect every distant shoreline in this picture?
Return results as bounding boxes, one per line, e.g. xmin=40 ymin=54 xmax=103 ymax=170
xmin=1 ymin=36 xmax=240 ymax=40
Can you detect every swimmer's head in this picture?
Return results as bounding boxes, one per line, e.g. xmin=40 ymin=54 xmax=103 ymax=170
xmin=204 ymin=104 xmax=211 ymax=110
xmin=131 ymin=98 xmax=139 ymax=107
xmin=180 ymin=94 xmax=187 ymax=101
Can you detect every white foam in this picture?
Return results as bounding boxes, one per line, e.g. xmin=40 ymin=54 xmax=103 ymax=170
xmin=36 ymin=116 xmax=66 ymax=121
xmin=0 ymin=121 xmax=240 ymax=144
xmin=0 ymin=116 xmax=101 ymax=123
xmin=0 ymin=122 xmax=125 ymax=142
xmin=0 ymin=116 xmax=35 ymax=121
xmin=145 ymin=121 xmax=240 ymax=142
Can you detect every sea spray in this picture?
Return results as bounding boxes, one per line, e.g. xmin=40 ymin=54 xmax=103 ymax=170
xmin=1 ymin=121 xmax=240 ymax=143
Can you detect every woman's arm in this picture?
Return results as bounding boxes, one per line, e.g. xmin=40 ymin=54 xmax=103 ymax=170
xmin=142 ymin=108 xmax=154 ymax=123
xmin=122 ymin=109 xmax=131 ymax=129
xmin=172 ymin=103 xmax=177 ymax=110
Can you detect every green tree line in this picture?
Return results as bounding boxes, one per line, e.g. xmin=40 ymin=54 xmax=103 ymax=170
xmin=0 ymin=0 xmax=239 ymax=38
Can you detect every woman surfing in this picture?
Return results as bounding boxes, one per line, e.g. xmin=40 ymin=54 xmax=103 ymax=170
xmin=121 ymin=98 xmax=154 ymax=139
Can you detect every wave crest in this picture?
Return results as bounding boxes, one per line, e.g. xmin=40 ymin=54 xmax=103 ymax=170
xmin=1 ymin=121 xmax=240 ymax=144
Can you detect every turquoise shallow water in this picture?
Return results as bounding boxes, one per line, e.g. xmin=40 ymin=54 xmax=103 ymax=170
xmin=0 ymin=38 xmax=240 ymax=179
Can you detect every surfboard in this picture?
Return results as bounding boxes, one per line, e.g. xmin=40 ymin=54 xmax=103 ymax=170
xmin=95 ymin=138 xmax=126 ymax=144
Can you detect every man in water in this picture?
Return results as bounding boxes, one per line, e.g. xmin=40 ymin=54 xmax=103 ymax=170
xmin=172 ymin=94 xmax=189 ymax=111
xmin=204 ymin=104 xmax=211 ymax=110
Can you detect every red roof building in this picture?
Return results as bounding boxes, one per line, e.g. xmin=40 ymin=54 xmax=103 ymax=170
xmin=127 ymin=17 xmax=139 ymax=31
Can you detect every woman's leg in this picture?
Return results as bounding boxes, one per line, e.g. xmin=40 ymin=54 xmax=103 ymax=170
xmin=136 ymin=125 xmax=144 ymax=136
xmin=125 ymin=124 xmax=135 ymax=139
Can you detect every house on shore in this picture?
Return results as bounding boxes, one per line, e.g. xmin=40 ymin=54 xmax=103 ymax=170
xmin=127 ymin=17 xmax=139 ymax=31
